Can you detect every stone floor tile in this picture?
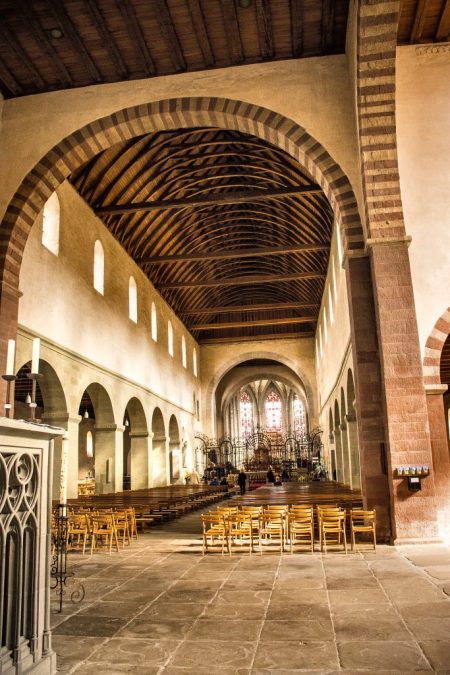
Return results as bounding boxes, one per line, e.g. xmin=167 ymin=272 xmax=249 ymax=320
xmin=260 ymin=619 xmax=334 ymax=641
xmin=141 ymin=601 xmax=207 ymax=620
xmin=84 ymin=637 xmax=180 ymax=666
xmin=397 ymin=600 xmax=450 ymax=619
xmin=338 ymin=640 xmax=432 ymax=671
xmin=328 ymin=588 xmax=389 ymax=606
xmin=266 ymin=602 xmax=330 ymax=621
xmin=78 ymin=601 xmax=145 ymax=619
xmin=170 ymin=639 xmax=256 ymax=669
xmin=74 ymin=663 xmax=160 ymax=674
xmin=158 ymin=589 xmax=217 ymax=603
xmin=213 ymin=590 xmax=271 ymax=606
xmin=332 ymin=606 xmax=411 ymax=641
xmin=163 ymin=668 xmax=250 ymax=675
xmin=272 ymin=577 xmax=326 ymax=590
xmin=203 ymin=602 xmax=267 ymax=619
xmin=326 ymin=576 xmax=379 ymax=590
xmin=51 ymin=635 xmax=106 ymax=672
xmin=420 ymin=641 xmax=450 ymax=670
xmin=253 ymin=640 xmax=338 ymax=670
xmin=381 ymin=579 xmax=445 ymax=604
xmin=53 ymin=614 xmax=128 ymax=637
xmin=269 ymin=589 xmax=328 ymax=605
xmin=185 ymin=618 xmax=263 ymax=641
xmin=169 ymin=579 xmax=224 ymax=591
xmin=117 ymin=617 xmax=196 ymax=640
xmin=101 ymin=588 xmax=164 ymax=605
xmin=404 ymin=617 xmax=450 ymax=640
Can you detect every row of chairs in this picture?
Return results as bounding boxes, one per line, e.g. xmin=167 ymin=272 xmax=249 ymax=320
xmin=52 ymin=507 xmax=138 ymax=555
xmin=201 ymin=505 xmax=376 ymax=555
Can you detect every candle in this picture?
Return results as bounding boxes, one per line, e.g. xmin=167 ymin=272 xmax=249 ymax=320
xmin=6 ymin=339 xmax=15 ymax=376
xmin=31 ymin=337 xmax=40 ymax=374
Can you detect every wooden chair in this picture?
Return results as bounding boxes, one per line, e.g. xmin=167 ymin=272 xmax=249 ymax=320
xmin=240 ymin=506 xmax=261 ymax=546
xmin=68 ymin=513 xmax=90 ymax=555
xmin=201 ymin=512 xmax=229 ymax=556
xmin=259 ymin=511 xmax=285 ymax=553
xmin=228 ymin=512 xmax=253 ymax=555
xmin=126 ymin=507 xmax=138 ymax=540
xmin=350 ymin=509 xmax=376 ymax=551
xmin=113 ymin=510 xmax=130 ymax=547
xmin=90 ymin=514 xmax=119 ymax=554
xmin=288 ymin=506 xmax=314 ymax=553
xmin=319 ymin=508 xmax=347 ymax=553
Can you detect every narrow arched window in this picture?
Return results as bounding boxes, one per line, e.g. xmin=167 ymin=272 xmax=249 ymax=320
xmin=328 ymin=286 xmax=334 ymax=326
xmin=293 ymin=394 xmax=306 ymax=437
xmin=151 ymin=302 xmax=157 ymax=342
xmin=181 ymin=336 xmax=187 ymax=368
xmin=42 ymin=192 xmax=60 ymax=255
xmin=265 ymin=391 xmax=282 ymax=431
xmin=93 ymin=240 xmax=104 ymax=294
xmin=193 ymin=348 xmax=198 ymax=377
xmin=168 ymin=320 xmax=174 ymax=356
xmin=86 ymin=431 xmax=94 ymax=458
xmin=129 ymin=276 xmax=137 ymax=323
xmin=240 ymin=391 xmax=253 ymax=439
xmin=323 ymin=306 xmax=328 ymax=343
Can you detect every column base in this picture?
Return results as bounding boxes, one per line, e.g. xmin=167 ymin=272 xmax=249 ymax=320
xmin=392 ymin=536 xmax=443 ymax=546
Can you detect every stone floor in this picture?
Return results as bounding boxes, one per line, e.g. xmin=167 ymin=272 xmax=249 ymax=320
xmin=51 ymin=508 xmax=450 ymax=674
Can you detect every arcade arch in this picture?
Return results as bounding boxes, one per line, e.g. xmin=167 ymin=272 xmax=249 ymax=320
xmin=168 ymin=415 xmax=181 ymax=485
xmin=151 ymin=407 xmax=166 ymax=488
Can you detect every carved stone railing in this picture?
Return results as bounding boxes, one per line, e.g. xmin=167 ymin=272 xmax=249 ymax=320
xmin=0 ymin=418 xmax=64 ymax=675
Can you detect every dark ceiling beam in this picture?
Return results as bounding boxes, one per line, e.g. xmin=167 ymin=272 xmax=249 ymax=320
xmin=156 ymin=270 xmax=325 ymax=289
xmin=16 ymin=0 xmax=73 ymax=86
xmin=0 ymin=60 xmax=22 ymax=97
xmin=436 ymin=0 xmax=450 ymax=40
xmin=83 ymin=0 xmax=128 ymax=78
xmin=198 ymin=331 xmax=314 ymax=344
xmin=290 ymin=0 xmax=304 ymax=57
xmin=220 ymin=0 xmax=244 ymax=63
xmin=117 ymin=0 xmax=156 ymax=75
xmin=48 ymin=0 xmax=102 ymax=81
xmin=192 ymin=316 xmax=316 ymax=330
xmin=0 ymin=22 xmax=45 ymax=89
xmin=255 ymin=0 xmax=274 ymax=58
xmin=154 ymin=0 xmax=186 ymax=72
xmin=95 ymin=184 xmax=322 ymax=215
xmin=180 ymin=301 xmax=319 ymax=315
xmin=137 ymin=242 xmax=328 ymax=265
xmin=410 ymin=0 xmax=429 ymax=43
xmin=321 ymin=0 xmax=335 ymax=53
xmin=187 ymin=0 xmax=215 ymax=66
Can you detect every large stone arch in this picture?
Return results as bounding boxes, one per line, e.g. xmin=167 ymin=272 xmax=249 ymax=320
xmin=168 ymin=414 xmax=181 ymax=485
xmin=151 ymin=406 xmax=166 ymax=487
xmin=123 ymin=396 xmax=149 ymax=490
xmin=0 ymin=97 xmax=364 ymax=391
xmin=423 ymin=307 xmax=450 ymax=387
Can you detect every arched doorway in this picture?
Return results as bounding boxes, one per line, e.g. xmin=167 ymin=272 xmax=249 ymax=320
xmin=77 ymin=390 xmax=95 ymax=495
xmin=151 ymin=407 xmax=166 ymax=487
xmin=79 ymin=383 xmax=116 ymax=494
xmin=123 ymin=397 xmax=149 ymax=490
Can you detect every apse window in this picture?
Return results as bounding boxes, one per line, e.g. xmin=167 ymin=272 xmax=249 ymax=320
xmin=93 ymin=240 xmax=104 ymax=295
xmin=168 ymin=320 xmax=174 ymax=356
xmin=193 ymin=348 xmax=198 ymax=377
xmin=240 ymin=391 xmax=253 ymax=439
xmin=182 ymin=336 xmax=187 ymax=368
xmin=151 ymin=302 xmax=157 ymax=342
xmin=86 ymin=431 xmax=94 ymax=458
xmin=129 ymin=276 xmax=138 ymax=323
xmin=42 ymin=192 xmax=60 ymax=255
xmin=265 ymin=391 xmax=282 ymax=431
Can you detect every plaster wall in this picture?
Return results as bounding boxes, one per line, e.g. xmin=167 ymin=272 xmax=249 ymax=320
xmin=18 ymin=180 xmax=199 ymax=413
xmin=200 ymin=337 xmax=317 ymax=439
xmin=0 ymin=57 xmax=361 ymax=226
xmin=315 ymin=230 xmax=352 ymax=410
xmin=396 ymin=45 xmax=450 ymax=356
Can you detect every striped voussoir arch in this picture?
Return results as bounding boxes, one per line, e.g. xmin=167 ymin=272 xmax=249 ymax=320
xmin=0 ymin=97 xmax=364 ymax=295
xmin=423 ymin=308 xmax=450 ymax=386
xmin=357 ymin=0 xmax=406 ymax=239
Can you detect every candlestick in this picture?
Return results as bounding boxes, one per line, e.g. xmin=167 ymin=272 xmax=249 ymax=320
xmin=2 ymin=374 xmax=16 ymax=418
xmin=26 ymin=372 xmax=43 ymax=421
xmin=31 ymin=337 xmax=40 ymax=374
xmin=6 ymin=339 xmax=15 ymax=376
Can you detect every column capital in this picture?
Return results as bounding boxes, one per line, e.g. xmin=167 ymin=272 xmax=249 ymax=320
xmin=345 ymin=413 xmax=356 ymax=423
xmin=365 ymin=235 xmax=412 ymax=254
xmin=95 ymin=423 xmax=124 ymax=432
xmin=424 ymin=383 xmax=448 ymax=396
xmin=129 ymin=431 xmax=149 ymax=439
xmin=41 ymin=412 xmax=82 ymax=427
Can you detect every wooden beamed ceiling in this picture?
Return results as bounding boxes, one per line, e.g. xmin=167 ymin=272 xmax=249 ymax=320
xmin=69 ymin=127 xmax=333 ymax=343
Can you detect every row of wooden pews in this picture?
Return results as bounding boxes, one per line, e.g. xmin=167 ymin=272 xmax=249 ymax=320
xmin=63 ymin=484 xmax=229 ymax=530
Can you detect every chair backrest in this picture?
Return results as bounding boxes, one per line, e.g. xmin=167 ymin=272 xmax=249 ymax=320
xmin=350 ymin=509 xmax=376 ymax=524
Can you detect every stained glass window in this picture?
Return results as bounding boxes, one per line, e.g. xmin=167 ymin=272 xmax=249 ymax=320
xmin=293 ymin=394 xmax=306 ymax=436
xmin=240 ymin=391 xmax=253 ymax=439
xmin=265 ymin=391 xmax=282 ymax=430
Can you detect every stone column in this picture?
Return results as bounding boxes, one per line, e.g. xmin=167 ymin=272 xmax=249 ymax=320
xmin=41 ymin=412 xmax=81 ymax=500
xmin=94 ymin=423 xmax=124 ymax=494
xmin=328 ymin=432 xmax=336 ymax=481
xmin=345 ymin=412 xmax=361 ymax=490
xmin=425 ymin=384 xmax=450 ymax=538
xmin=345 ymin=254 xmax=391 ymax=540
xmin=334 ymin=424 xmax=344 ymax=483
xmin=130 ymin=431 xmax=151 ymax=489
xmin=369 ymin=240 xmax=439 ymax=542
xmin=339 ymin=421 xmax=350 ymax=486
xmin=152 ymin=433 xmax=167 ymax=487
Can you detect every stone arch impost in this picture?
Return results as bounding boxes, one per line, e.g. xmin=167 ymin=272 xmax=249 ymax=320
xmin=94 ymin=423 xmax=123 ymax=433
xmin=423 ymin=307 xmax=450 ymax=386
xmin=129 ymin=431 xmax=150 ymax=439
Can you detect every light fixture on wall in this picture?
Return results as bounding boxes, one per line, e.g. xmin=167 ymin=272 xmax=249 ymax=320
xmin=83 ymin=409 xmax=89 ymax=419
xmin=25 ymin=393 xmax=31 ymax=405
xmin=124 ymin=418 xmax=129 ymax=427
